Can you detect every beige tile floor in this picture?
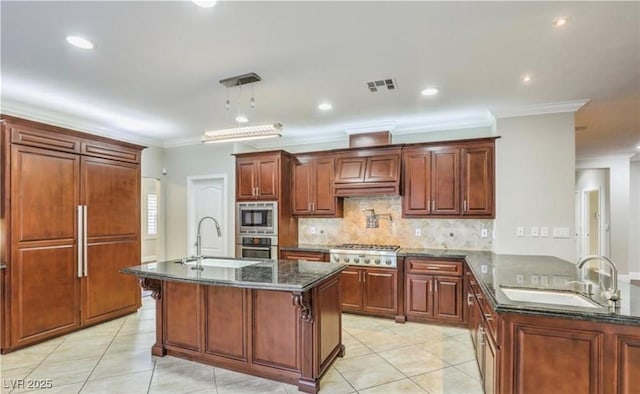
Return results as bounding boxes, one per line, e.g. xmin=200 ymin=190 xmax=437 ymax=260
xmin=0 ymin=296 xmax=483 ymax=394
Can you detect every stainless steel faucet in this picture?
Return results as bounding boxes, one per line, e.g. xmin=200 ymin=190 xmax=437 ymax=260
xmin=195 ymin=216 xmax=222 ymax=267
xmin=577 ymin=255 xmax=620 ymax=307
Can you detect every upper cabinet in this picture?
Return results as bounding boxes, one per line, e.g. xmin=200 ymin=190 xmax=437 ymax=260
xmin=236 ymin=153 xmax=281 ymax=201
xmin=333 ymin=147 xmax=401 ymax=197
xmin=292 ymin=154 xmax=343 ymax=217
xmin=402 ymin=139 xmax=495 ymax=218
xmin=462 ymin=144 xmax=494 ymax=216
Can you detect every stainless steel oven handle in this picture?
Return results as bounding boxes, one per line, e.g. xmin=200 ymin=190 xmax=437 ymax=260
xmin=240 ymin=246 xmax=271 ymax=251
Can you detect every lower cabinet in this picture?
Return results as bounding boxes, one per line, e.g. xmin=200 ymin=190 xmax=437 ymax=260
xmin=404 ymin=258 xmax=464 ymax=324
xmin=466 ymin=266 xmax=640 ymax=394
xmin=340 ymin=267 xmax=397 ymax=317
xmin=279 ymin=250 xmax=328 ymax=262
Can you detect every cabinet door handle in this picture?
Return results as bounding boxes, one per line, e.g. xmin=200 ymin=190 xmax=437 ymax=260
xmin=83 ymin=205 xmax=88 ymax=277
xmin=463 ymin=200 xmax=467 ymax=212
xmin=429 ymin=280 xmax=432 ymax=293
xmin=362 ymin=272 xmax=366 ymax=283
xmin=432 ymin=200 xmax=435 ymax=211
xmin=308 ymin=202 xmax=311 ymax=211
xmin=427 ymin=199 xmax=431 ymax=212
xmin=480 ymin=327 xmax=486 ymax=345
xmin=77 ymin=205 xmax=84 ymax=278
xmin=312 ymin=202 xmax=315 ymax=211
xmin=467 ymin=292 xmax=473 ymax=306
xmin=484 ymin=313 xmax=493 ymax=321
xmin=427 ymin=266 xmax=441 ymax=270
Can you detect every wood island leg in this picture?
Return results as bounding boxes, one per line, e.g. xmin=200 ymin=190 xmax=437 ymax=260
xmin=138 ymin=278 xmax=165 ymax=357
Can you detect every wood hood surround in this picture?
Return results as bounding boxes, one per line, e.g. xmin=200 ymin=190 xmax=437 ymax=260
xmin=332 ymin=146 xmax=402 ymax=197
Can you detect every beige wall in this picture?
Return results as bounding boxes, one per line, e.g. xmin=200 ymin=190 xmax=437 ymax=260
xmin=141 ymin=146 xmax=166 ymax=262
xmin=493 ymin=113 xmax=576 ymax=262
xmin=631 ymin=160 xmax=640 ymax=277
xmin=577 ymin=156 xmax=633 ymax=274
xmin=163 ymin=143 xmax=237 ymax=259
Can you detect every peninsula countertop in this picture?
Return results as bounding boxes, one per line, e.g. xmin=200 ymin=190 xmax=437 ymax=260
xmin=400 ymin=248 xmax=640 ymax=326
xmin=122 ymin=257 xmax=347 ymax=292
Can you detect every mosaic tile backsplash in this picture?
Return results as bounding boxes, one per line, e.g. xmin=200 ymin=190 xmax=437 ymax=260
xmin=298 ymin=197 xmax=494 ymax=250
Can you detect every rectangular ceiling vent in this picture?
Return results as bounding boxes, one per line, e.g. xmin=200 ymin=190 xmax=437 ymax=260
xmin=366 ymin=78 xmax=396 ymax=92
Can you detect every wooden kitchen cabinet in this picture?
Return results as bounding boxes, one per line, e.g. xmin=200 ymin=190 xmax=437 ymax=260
xmin=462 ymin=144 xmax=494 ymax=216
xmin=292 ymin=154 xmax=342 ymax=217
xmin=404 ymin=258 xmax=464 ymax=324
xmin=340 ymin=267 xmax=397 ymax=317
xmin=236 ymin=154 xmax=280 ymax=201
xmin=279 ymin=250 xmax=328 ymax=262
xmin=333 ymin=147 xmax=401 ymax=196
xmin=402 ymin=139 xmax=495 ymax=218
xmin=1 ymin=116 xmax=144 ymax=353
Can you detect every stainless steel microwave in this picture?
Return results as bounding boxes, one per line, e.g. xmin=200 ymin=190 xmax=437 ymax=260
xmin=236 ymin=201 xmax=278 ymax=235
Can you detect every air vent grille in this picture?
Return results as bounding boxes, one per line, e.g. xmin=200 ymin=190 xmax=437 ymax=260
xmin=366 ymin=78 xmax=396 ymax=92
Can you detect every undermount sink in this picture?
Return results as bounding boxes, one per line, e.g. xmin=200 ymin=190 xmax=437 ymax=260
xmin=182 ymin=258 xmax=261 ymax=269
xmin=500 ymin=286 xmax=602 ymax=309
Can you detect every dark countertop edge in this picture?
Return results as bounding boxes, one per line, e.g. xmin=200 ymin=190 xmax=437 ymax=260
xmin=121 ymin=264 xmax=347 ymax=293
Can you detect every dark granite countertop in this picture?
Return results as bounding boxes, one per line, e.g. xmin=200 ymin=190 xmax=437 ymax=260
xmin=122 ymin=257 xmax=346 ymax=292
xmin=280 ymin=244 xmax=333 ymax=253
xmin=401 ymin=248 xmax=640 ymax=326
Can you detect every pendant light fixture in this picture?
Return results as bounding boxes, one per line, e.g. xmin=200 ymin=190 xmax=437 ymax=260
xmin=202 ymin=72 xmax=283 ymax=143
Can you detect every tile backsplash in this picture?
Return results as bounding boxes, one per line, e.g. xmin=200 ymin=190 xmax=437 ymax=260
xmin=298 ymin=197 xmax=493 ymax=250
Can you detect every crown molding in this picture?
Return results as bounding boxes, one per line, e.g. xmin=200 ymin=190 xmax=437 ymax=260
xmin=1 ymin=101 xmax=163 ymax=147
xmin=491 ymin=99 xmax=590 ymax=119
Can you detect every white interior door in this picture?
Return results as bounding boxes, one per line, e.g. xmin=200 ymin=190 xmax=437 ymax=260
xmin=187 ymin=175 xmax=228 ymax=257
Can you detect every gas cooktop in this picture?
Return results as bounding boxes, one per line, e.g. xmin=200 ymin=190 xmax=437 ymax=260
xmin=329 ymin=244 xmax=401 ymax=267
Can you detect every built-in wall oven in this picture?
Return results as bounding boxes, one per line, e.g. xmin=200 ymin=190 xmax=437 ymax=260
xmin=236 ymin=202 xmax=278 ymax=259
xmin=235 ymin=235 xmax=278 ymax=260
xmin=236 ymin=201 xmax=277 ymax=235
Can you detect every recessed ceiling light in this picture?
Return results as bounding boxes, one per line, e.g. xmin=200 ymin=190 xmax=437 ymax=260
xmin=318 ymin=102 xmax=333 ymax=111
xmin=192 ymin=0 xmax=217 ymax=8
xmin=421 ymin=88 xmax=439 ymax=96
xmin=66 ymin=36 xmax=94 ymax=50
xmin=522 ymin=74 xmax=532 ymax=83
xmin=553 ymin=17 xmax=569 ymax=27
xmin=235 ymin=115 xmax=249 ymax=123
xmin=636 ymin=145 xmax=640 ymax=150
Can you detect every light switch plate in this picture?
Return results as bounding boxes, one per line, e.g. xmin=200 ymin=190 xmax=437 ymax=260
xmin=310 ymin=227 xmax=316 ymax=234
xmin=552 ymin=227 xmax=571 ymax=238
xmin=516 ymin=227 xmax=525 ymax=237
xmin=530 ymin=227 xmax=539 ymax=237
xmin=540 ymin=227 xmax=549 ymax=237
xmin=516 ymin=274 xmax=525 ymax=284
xmin=531 ymin=274 xmax=540 ymax=285
xmin=415 ymin=228 xmax=421 ymax=237
xmin=481 ymin=229 xmax=488 ymax=238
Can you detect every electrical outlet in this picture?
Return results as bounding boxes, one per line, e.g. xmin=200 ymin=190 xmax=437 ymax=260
xmin=481 ymin=265 xmax=489 ymax=274
xmin=481 ymin=228 xmax=488 ymax=238
xmin=516 ymin=227 xmax=525 ymax=237
xmin=531 ymin=274 xmax=540 ymax=286
xmin=310 ymin=227 xmax=316 ymax=234
xmin=516 ymin=274 xmax=525 ymax=284
xmin=415 ymin=228 xmax=421 ymax=237
xmin=530 ymin=226 xmax=539 ymax=237
xmin=540 ymin=275 xmax=549 ymax=287
xmin=540 ymin=227 xmax=549 ymax=237
xmin=449 ymin=232 xmax=455 ymax=238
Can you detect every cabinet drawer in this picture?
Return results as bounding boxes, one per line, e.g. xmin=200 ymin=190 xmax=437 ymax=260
xmin=479 ymin=295 xmax=499 ymax=341
xmin=406 ymin=258 xmax=463 ymax=276
xmin=280 ymin=250 xmax=327 ymax=262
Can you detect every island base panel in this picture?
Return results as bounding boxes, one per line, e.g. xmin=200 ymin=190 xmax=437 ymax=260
xmin=139 ymin=274 xmax=343 ymax=393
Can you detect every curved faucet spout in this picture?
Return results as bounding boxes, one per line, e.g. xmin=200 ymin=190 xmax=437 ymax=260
xmin=576 ymin=255 xmax=619 ymax=306
xmin=196 ymin=216 xmax=222 ymax=259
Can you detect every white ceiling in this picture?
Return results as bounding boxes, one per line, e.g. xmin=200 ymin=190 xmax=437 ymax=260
xmin=1 ymin=1 xmax=639 ymax=158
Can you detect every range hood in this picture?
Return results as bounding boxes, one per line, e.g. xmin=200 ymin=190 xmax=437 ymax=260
xmin=332 ymin=146 xmax=401 ymax=197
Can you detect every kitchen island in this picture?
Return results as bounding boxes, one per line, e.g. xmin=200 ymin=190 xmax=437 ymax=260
xmin=122 ymin=257 xmax=347 ymax=393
